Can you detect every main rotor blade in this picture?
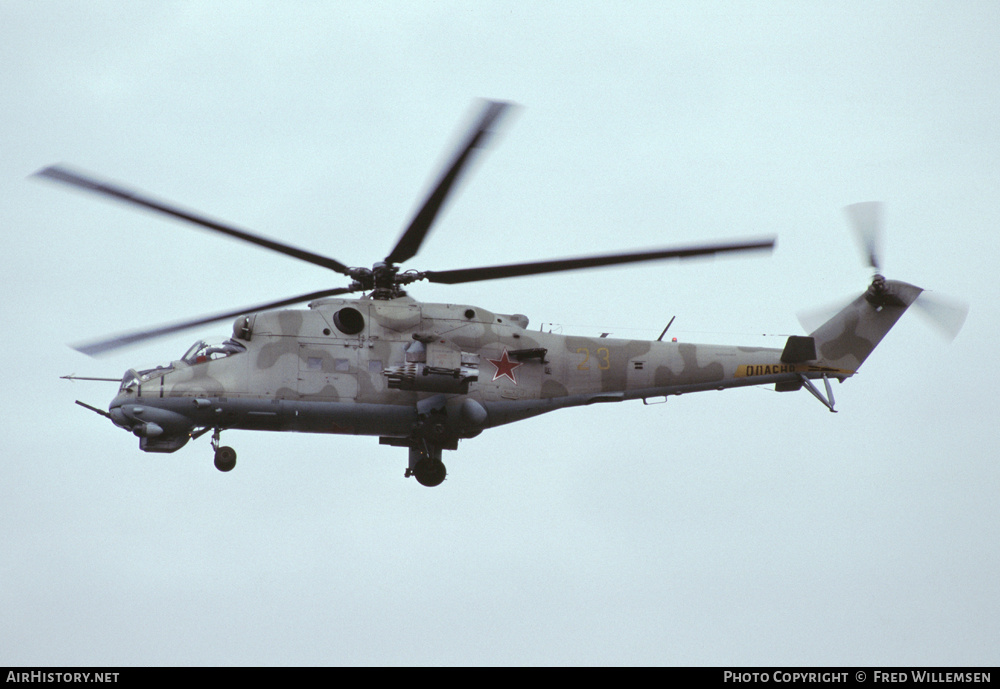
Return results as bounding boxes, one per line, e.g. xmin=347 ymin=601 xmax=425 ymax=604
xmin=34 ymin=165 xmax=353 ymax=275
xmin=421 ymin=238 xmax=775 ymax=285
xmin=73 ymin=287 xmax=356 ymax=356
xmin=385 ymin=100 xmax=513 ymax=265
xmin=844 ymin=201 xmax=883 ymax=271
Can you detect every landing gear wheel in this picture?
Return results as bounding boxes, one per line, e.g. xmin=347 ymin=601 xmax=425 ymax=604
xmin=412 ymin=457 xmax=446 ymax=487
xmin=214 ymin=446 xmax=237 ymax=472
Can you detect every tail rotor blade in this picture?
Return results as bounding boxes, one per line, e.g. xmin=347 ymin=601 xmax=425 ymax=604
xmin=844 ymin=201 xmax=884 ymax=271
xmin=913 ymin=292 xmax=969 ymax=341
xmin=796 ymin=295 xmax=853 ymax=334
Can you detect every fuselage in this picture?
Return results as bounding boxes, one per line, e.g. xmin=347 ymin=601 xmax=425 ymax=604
xmin=107 ymin=295 xmax=836 ymax=452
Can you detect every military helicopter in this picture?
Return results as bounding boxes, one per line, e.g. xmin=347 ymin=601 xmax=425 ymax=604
xmin=40 ymin=100 xmax=965 ymax=486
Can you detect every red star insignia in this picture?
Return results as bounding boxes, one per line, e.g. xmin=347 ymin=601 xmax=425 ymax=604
xmin=487 ymin=348 xmax=522 ymax=384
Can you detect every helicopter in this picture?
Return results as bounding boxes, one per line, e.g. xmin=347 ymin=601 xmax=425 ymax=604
xmin=39 ymin=100 xmax=966 ymax=486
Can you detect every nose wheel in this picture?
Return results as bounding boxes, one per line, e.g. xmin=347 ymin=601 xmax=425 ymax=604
xmin=210 ymin=429 xmax=237 ymax=472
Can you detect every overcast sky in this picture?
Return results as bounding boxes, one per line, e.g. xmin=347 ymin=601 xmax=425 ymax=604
xmin=2 ymin=2 xmax=998 ymax=666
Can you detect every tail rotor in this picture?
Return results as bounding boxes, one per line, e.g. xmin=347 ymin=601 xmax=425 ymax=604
xmin=798 ymin=202 xmax=967 ymax=342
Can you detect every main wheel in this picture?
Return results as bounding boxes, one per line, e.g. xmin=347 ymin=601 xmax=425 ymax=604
xmin=214 ymin=446 xmax=237 ymax=472
xmin=412 ymin=457 xmax=446 ymax=487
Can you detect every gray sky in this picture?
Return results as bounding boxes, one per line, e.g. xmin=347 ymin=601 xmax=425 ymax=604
xmin=2 ymin=2 xmax=998 ymax=666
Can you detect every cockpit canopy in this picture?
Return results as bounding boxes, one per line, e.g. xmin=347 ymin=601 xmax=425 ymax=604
xmin=119 ymin=365 xmax=170 ymax=392
xmin=181 ymin=339 xmax=247 ymax=365
xmin=117 ymin=339 xmax=247 ymax=393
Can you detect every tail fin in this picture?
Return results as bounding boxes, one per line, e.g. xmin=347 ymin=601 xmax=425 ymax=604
xmin=809 ymin=278 xmax=923 ymax=374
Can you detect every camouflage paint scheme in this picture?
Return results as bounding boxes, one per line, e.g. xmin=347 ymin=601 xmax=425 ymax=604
xmin=106 ymin=280 xmax=923 ymax=458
